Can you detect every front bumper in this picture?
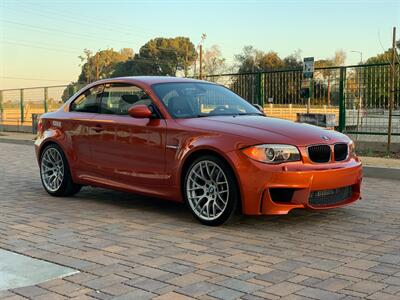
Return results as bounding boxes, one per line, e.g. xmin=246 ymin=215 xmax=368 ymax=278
xmin=227 ymin=151 xmax=362 ymax=215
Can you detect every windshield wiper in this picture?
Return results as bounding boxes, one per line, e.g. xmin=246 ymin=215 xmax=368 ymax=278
xmin=195 ymin=112 xmax=264 ymax=118
xmin=235 ymin=112 xmax=264 ymax=116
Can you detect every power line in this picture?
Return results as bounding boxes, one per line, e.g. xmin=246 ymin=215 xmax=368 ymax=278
xmin=2 ymin=4 xmax=152 ymax=39
xmin=1 ymin=19 xmax=135 ymax=45
xmin=0 ymin=76 xmax=71 ymax=82
xmin=377 ymin=29 xmax=394 ymax=65
xmin=21 ymin=1 xmax=170 ymax=35
xmin=4 ymin=1 xmax=170 ymax=38
xmin=2 ymin=19 xmax=189 ymax=57
xmin=0 ymin=40 xmax=185 ymax=65
xmin=0 ymin=40 xmax=81 ymax=54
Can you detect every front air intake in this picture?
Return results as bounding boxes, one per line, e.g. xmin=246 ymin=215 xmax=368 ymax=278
xmin=309 ymin=186 xmax=353 ymax=207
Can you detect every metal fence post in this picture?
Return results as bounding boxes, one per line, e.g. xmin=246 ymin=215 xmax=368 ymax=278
xmin=44 ymin=87 xmax=48 ymax=113
xmin=338 ymin=67 xmax=346 ymax=132
xmin=20 ymin=89 xmax=24 ymax=124
xmin=0 ymin=90 xmax=3 ymax=121
xmin=257 ymin=73 xmax=264 ymax=106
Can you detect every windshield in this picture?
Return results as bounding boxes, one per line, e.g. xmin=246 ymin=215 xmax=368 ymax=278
xmin=152 ymin=82 xmax=262 ymax=118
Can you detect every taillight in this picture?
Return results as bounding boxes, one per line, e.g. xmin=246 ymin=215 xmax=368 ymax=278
xmin=37 ymin=118 xmax=43 ymax=133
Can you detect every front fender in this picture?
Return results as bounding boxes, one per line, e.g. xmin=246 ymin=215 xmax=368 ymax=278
xmin=174 ymin=135 xmax=246 ymax=206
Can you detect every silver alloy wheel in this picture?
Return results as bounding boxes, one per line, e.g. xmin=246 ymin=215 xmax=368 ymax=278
xmin=186 ymin=160 xmax=229 ymax=221
xmin=40 ymin=147 xmax=64 ymax=192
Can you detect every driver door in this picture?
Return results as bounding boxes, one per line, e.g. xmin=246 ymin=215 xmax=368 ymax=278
xmin=90 ymin=83 xmax=167 ymax=187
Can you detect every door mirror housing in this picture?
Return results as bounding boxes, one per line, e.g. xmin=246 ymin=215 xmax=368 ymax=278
xmin=253 ymin=104 xmax=265 ymax=114
xmin=128 ymin=105 xmax=153 ymax=119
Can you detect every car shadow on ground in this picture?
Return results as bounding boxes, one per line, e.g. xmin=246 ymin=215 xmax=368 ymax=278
xmin=61 ymin=186 xmax=355 ymax=229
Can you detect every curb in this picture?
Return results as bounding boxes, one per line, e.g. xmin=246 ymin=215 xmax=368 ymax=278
xmin=1 ymin=138 xmax=400 ymax=180
xmin=363 ymin=166 xmax=400 ymax=181
xmin=0 ymin=138 xmax=35 ymax=146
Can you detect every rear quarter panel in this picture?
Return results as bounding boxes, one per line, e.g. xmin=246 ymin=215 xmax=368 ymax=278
xmin=35 ymin=110 xmax=98 ymax=183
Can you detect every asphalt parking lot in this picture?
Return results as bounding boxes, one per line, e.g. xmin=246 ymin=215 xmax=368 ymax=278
xmin=0 ymin=142 xmax=400 ymax=300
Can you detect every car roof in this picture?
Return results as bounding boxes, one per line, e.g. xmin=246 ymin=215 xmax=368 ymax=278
xmin=99 ymin=76 xmax=212 ymax=86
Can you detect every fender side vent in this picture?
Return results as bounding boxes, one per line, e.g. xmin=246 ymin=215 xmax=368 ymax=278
xmin=269 ymin=188 xmax=296 ymax=204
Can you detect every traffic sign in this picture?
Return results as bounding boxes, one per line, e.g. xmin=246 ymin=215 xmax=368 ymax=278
xmin=303 ymin=57 xmax=314 ymax=79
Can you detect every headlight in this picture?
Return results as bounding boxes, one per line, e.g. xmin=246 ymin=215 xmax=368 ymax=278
xmin=349 ymin=141 xmax=356 ymax=156
xmin=242 ymin=144 xmax=301 ymax=164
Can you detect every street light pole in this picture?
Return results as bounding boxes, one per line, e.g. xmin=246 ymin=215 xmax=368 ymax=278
xmin=351 ymin=50 xmax=363 ymax=65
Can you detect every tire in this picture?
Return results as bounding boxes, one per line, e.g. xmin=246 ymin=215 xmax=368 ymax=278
xmin=184 ymin=155 xmax=239 ymax=226
xmin=39 ymin=144 xmax=82 ymax=197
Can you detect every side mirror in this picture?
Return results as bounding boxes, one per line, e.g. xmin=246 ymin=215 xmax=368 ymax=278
xmin=128 ymin=105 xmax=152 ymax=119
xmin=253 ymin=104 xmax=265 ymax=114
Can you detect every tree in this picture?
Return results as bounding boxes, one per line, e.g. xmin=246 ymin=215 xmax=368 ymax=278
xmin=282 ymin=50 xmax=302 ymax=69
xmin=78 ymin=48 xmax=133 ymax=83
xmin=203 ymin=45 xmax=227 ymax=75
xmin=111 ymin=37 xmax=197 ymax=77
xmin=363 ymin=41 xmax=399 ymax=109
xmin=333 ymin=49 xmax=346 ymax=66
xmin=61 ymin=82 xmax=86 ymax=102
xmin=79 ymin=49 xmax=93 ymax=83
xmin=314 ymin=49 xmax=346 ymax=68
xmin=232 ymin=46 xmax=304 ymax=103
xmin=234 ymin=46 xmax=256 ymax=72
xmin=112 ymin=57 xmax=161 ymax=77
xmin=258 ymin=51 xmax=284 ymax=70
xmin=311 ymin=50 xmax=346 ymax=106
xmin=138 ymin=37 xmax=196 ymax=76
xmin=235 ymin=46 xmax=289 ymax=73
xmin=62 ymin=48 xmax=133 ymax=102
xmin=365 ymin=40 xmax=399 ymax=64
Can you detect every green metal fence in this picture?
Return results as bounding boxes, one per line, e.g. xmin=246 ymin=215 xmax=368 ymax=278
xmin=205 ymin=63 xmax=399 ymax=136
xmin=0 ymin=63 xmax=398 ymax=139
xmin=0 ymin=84 xmax=85 ymax=127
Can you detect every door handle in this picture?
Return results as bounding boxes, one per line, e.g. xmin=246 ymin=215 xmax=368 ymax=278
xmin=93 ymin=124 xmax=104 ymax=133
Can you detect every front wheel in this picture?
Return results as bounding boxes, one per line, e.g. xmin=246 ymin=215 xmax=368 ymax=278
xmin=184 ymin=155 xmax=239 ymax=226
xmin=40 ymin=144 xmax=82 ymax=197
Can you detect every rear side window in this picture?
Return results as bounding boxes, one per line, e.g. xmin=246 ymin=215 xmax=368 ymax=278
xmin=100 ymin=83 xmax=152 ymax=115
xmin=70 ymin=85 xmax=103 ymax=113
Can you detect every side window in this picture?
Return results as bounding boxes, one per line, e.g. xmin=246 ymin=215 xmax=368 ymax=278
xmin=70 ymin=85 xmax=103 ymax=113
xmin=100 ymin=84 xmax=152 ymax=115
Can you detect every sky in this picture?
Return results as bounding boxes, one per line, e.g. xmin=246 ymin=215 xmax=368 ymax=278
xmin=0 ymin=0 xmax=399 ymax=89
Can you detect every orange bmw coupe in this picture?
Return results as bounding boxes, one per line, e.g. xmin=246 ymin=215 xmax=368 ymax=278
xmin=35 ymin=77 xmax=362 ymax=225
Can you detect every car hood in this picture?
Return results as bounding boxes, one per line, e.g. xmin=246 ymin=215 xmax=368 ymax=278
xmin=177 ymin=115 xmax=350 ymax=146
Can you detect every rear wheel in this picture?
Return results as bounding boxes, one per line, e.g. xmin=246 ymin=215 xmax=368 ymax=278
xmin=184 ymin=155 xmax=239 ymax=226
xmin=40 ymin=144 xmax=81 ymax=197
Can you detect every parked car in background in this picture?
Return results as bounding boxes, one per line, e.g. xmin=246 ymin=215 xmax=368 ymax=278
xmin=35 ymin=77 xmax=362 ymax=225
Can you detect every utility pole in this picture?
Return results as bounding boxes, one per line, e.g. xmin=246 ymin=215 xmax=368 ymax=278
xmin=193 ymin=56 xmax=197 ymax=78
xmin=198 ymin=33 xmax=207 ymax=80
xmin=387 ymin=26 xmax=397 ymax=154
xmin=95 ymin=53 xmax=100 ymax=81
xmin=184 ymin=44 xmax=188 ymax=77
xmin=199 ymin=44 xmax=203 ymax=80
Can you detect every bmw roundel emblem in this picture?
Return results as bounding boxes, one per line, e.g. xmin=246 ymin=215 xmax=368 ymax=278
xmin=321 ymin=135 xmax=330 ymax=141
